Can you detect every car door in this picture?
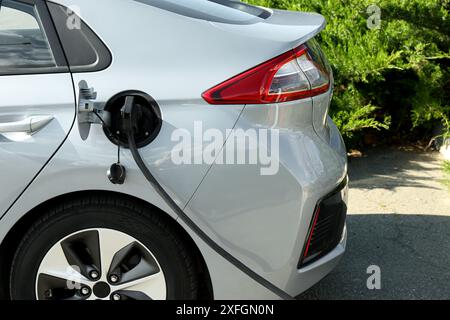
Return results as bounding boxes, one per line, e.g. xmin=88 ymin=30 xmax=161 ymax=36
xmin=0 ymin=0 xmax=75 ymax=216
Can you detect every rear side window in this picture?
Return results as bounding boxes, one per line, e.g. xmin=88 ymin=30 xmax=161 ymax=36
xmin=306 ymin=39 xmax=332 ymax=75
xmin=47 ymin=2 xmax=112 ymax=73
xmin=135 ymin=0 xmax=271 ymax=25
xmin=0 ymin=0 xmax=61 ymax=74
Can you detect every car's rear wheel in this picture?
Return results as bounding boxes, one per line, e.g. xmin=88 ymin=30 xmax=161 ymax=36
xmin=9 ymin=196 xmax=199 ymax=300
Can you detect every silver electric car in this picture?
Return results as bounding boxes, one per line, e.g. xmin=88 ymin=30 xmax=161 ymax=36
xmin=0 ymin=0 xmax=348 ymax=300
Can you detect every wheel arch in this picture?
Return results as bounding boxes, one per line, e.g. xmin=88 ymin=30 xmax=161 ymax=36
xmin=0 ymin=190 xmax=213 ymax=300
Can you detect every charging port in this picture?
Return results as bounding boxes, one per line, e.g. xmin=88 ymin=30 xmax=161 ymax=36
xmin=103 ymin=91 xmax=162 ymax=148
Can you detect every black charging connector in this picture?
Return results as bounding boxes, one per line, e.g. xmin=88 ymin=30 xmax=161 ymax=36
xmin=120 ymin=96 xmax=138 ymax=135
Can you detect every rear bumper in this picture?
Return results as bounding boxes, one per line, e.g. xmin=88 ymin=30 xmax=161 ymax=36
xmin=299 ymin=176 xmax=348 ymax=268
xmin=289 ymin=177 xmax=348 ymax=297
xmin=280 ymin=118 xmax=348 ymax=297
xmin=293 ymin=224 xmax=347 ymax=297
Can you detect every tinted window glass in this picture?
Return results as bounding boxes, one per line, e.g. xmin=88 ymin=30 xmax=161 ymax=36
xmin=0 ymin=0 xmax=56 ymax=72
xmin=307 ymin=39 xmax=332 ymax=74
xmin=135 ymin=0 xmax=271 ymax=24
xmin=47 ymin=3 xmax=112 ymax=73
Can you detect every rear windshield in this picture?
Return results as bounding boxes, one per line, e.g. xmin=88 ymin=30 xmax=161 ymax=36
xmin=134 ymin=0 xmax=271 ymax=24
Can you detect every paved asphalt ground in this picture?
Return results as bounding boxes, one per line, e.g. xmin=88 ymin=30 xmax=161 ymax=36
xmin=299 ymin=148 xmax=450 ymax=299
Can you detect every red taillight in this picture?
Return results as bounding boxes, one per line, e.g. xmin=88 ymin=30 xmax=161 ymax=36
xmin=202 ymin=44 xmax=331 ymax=105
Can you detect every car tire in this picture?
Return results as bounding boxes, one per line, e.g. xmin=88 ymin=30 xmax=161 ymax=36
xmin=9 ymin=195 xmax=199 ymax=300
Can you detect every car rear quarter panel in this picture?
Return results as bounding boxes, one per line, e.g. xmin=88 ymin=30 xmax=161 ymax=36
xmin=184 ymin=89 xmax=348 ymax=293
xmin=49 ymin=0 xmax=316 ymax=207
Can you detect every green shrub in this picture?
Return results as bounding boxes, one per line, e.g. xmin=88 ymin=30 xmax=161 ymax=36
xmin=444 ymin=161 xmax=450 ymax=173
xmin=246 ymin=0 xmax=450 ymax=147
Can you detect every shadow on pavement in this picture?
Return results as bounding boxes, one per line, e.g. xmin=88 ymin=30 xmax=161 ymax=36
xmin=298 ymin=213 xmax=450 ymax=299
xmin=348 ymin=149 xmax=442 ymax=190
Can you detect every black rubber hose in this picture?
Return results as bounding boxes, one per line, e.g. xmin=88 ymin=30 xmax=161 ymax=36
xmin=124 ymin=101 xmax=293 ymax=300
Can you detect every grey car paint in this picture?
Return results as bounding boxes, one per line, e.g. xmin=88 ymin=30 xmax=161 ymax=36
xmin=0 ymin=0 xmax=347 ymax=299
xmin=0 ymin=74 xmax=75 ymax=216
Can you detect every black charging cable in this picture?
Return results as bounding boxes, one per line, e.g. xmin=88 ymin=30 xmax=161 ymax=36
xmin=121 ymin=96 xmax=166 ymax=200
xmin=120 ymin=96 xmax=294 ymax=300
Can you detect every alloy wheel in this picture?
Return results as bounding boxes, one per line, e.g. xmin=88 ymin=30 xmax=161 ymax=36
xmin=35 ymin=228 xmax=167 ymax=300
